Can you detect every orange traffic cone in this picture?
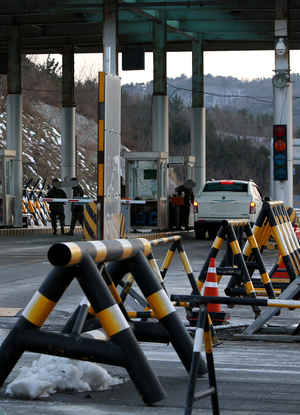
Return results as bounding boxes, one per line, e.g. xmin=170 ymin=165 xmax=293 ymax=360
xmin=203 ymin=258 xmax=230 ymax=325
xmin=271 ymin=253 xmax=289 ymax=282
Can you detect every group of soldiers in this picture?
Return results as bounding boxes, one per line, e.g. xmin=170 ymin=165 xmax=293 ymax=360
xmin=47 ymin=177 xmax=84 ymax=235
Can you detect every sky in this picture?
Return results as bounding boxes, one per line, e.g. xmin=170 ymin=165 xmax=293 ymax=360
xmin=34 ymin=49 xmax=300 ymax=86
xmin=70 ymin=49 xmax=300 ymax=85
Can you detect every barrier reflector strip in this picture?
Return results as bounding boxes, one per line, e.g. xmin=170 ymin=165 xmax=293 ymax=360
xmin=268 ymin=299 xmax=300 ymax=308
xmin=230 ymin=240 xmax=241 ymax=255
xmin=147 ymin=289 xmax=175 ymax=320
xmin=63 ymin=242 xmax=82 ymax=266
xmin=212 ymin=236 xmax=224 ymax=250
xmin=247 ymin=235 xmax=259 ymax=250
xmin=261 ymin=272 xmax=270 ymax=284
xmin=108 ymin=283 xmax=122 ymax=305
xmin=245 ymin=281 xmax=255 ymax=295
xmin=119 ymin=240 xmax=133 ymax=260
xmin=88 ymin=240 xmax=108 ymax=263
xmin=96 ymin=304 xmax=129 ymax=338
xmin=148 ymin=257 xmax=163 ymax=282
xmin=161 ymin=250 xmax=174 ymax=270
xmin=204 ymin=330 xmax=213 ymax=354
xmin=179 ymin=251 xmax=193 ymax=275
xmin=22 ymin=291 xmax=56 ymax=327
xmin=194 ymin=327 xmax=204 ymax=353
xmin=272 ymin=226 xmax=289 ymax=256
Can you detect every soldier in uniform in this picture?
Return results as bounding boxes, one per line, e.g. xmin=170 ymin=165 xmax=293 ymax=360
xmin=65 ymin=177 xmax=84 ymax=236
xmin=47 ymin=178 xmax=67 ymax=235
xmin=175 ymin=179 xmax=196 ymax=231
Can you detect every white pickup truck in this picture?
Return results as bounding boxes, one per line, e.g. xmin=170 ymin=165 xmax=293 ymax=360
xmin=193 ymin=179 xmax=264 ymax=239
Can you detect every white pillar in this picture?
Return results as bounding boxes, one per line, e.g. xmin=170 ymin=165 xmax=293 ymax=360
xmin=61 ymin=107 xmax=76 ymax=225
xmin=273 ymin=21 xmax=293 ymax=206
xmin=6 ymin=94 xmax=22 ymax=227
xmin=7 ymin=25 xmax=22 ymax=228
xmin=191 ymin=107 xmax=206 ymax=194
xmin=103 ymin=0 xmax=118 ymax=74
xmin=152 ymin=95 xmax=168 ymax=153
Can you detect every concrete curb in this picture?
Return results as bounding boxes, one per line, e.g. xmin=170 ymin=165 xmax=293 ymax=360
xmin=0 ymin=226 xmax=82 ymax=237
xmin=0 ymin=226 xmax=191 ymax=239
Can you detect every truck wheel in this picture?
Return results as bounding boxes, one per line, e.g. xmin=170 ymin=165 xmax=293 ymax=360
xmin=195 ymin=229 xmax=206 ymax=240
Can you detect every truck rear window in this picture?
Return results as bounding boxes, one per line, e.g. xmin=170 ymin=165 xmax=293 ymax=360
xmin=203 ymin=182 xmax=248 ymax=192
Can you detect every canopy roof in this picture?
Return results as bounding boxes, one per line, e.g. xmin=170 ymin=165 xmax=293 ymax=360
xmin=0 ymin=1 xmax=297 ymax=55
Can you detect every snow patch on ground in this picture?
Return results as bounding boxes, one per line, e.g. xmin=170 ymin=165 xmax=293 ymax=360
xmin=6 ymin=355 xmax=122 ymax=399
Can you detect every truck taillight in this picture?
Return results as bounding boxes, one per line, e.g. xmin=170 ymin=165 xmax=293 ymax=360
xmin=193 ymin=201 xmax=198 ymax=213
xmin=250 ymin=201 xmax=256 ymax=214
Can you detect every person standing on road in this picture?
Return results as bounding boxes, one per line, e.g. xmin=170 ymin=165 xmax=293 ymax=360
xmin=183 ymin=187 xmax=194 ymax=230
xmin=65 ymin=177 xmax=84 ymax=236
xmin=176 ymin=180 xmax=196 ymax=231
xmin=47 ymin=178 xmax=67 ymax=235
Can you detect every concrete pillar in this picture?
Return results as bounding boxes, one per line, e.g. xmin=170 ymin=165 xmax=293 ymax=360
xmin=152 ymin=17 xmax=168 ymax=154
xmin=152 ymin=96 xmax=168 ymax=152
xmin=191 ymin=39 xmax=206 ymax=194
xmin=61 ymin=45 xmax=76 ymax=225
xmin=191 ymin=108 xmax=206 ymax=195
xmin=103 ymin=0 xmax=118 ymax=74
xmin=273 ymin=12 xmax=293 ymax=206
xmin=6 ymin=26 xmax=22 ymax=228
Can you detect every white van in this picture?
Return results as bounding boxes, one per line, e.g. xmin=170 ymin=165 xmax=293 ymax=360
xmin=193 ymin=179 xmax=264 ymax=239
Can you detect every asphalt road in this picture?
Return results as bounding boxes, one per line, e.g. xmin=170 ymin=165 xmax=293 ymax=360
xmin=0 ymin=231 xmax=299 ymax=415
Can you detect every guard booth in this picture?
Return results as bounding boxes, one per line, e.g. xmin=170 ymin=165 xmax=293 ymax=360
xmin=0 ymin=149 xmax=16 ymax=227
xmin=124 ymin=152 xmax=168 ymax=230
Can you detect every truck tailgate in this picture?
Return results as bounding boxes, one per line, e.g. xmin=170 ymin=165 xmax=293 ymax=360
xmin=198 ymin=195 xmax=250 ymax=218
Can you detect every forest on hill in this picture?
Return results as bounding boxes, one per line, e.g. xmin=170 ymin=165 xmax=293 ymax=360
xmin=0 ymin=55 xmax=299 ymax=197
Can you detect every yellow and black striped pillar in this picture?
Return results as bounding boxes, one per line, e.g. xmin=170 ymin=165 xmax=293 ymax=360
xmin=97 ymin=71 xmax=105 ymax=240
xmin=83 ymin=202 xmax=126 ymax=241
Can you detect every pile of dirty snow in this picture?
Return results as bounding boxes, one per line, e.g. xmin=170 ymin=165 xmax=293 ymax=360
xmin=6 ymin=355 xmax=122 ymax=399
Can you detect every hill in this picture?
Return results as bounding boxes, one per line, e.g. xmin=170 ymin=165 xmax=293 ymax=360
xmin=123 ymin=72 xmax=300 ymax=131
xmin=0 ymin=102 xmax=98 ymax=197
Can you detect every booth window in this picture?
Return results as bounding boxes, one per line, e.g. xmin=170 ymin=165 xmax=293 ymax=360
xmin=129 ymin=160 xmax=158 ymax=200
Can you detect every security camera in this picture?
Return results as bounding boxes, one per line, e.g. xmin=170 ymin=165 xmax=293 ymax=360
xmin=276 ymin=38 xmax=286 ymax=56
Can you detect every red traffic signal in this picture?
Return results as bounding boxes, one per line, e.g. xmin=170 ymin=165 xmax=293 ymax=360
xmin=274 ymin=125 xmax=286 ymax=138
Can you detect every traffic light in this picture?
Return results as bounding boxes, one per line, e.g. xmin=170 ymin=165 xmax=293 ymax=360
xmin=273 ymin=124 xmax=288 ymax=181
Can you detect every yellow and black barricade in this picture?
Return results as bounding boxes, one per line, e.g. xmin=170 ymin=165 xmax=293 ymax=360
xmin=0 ymin=236 xmax=209 ymax=407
